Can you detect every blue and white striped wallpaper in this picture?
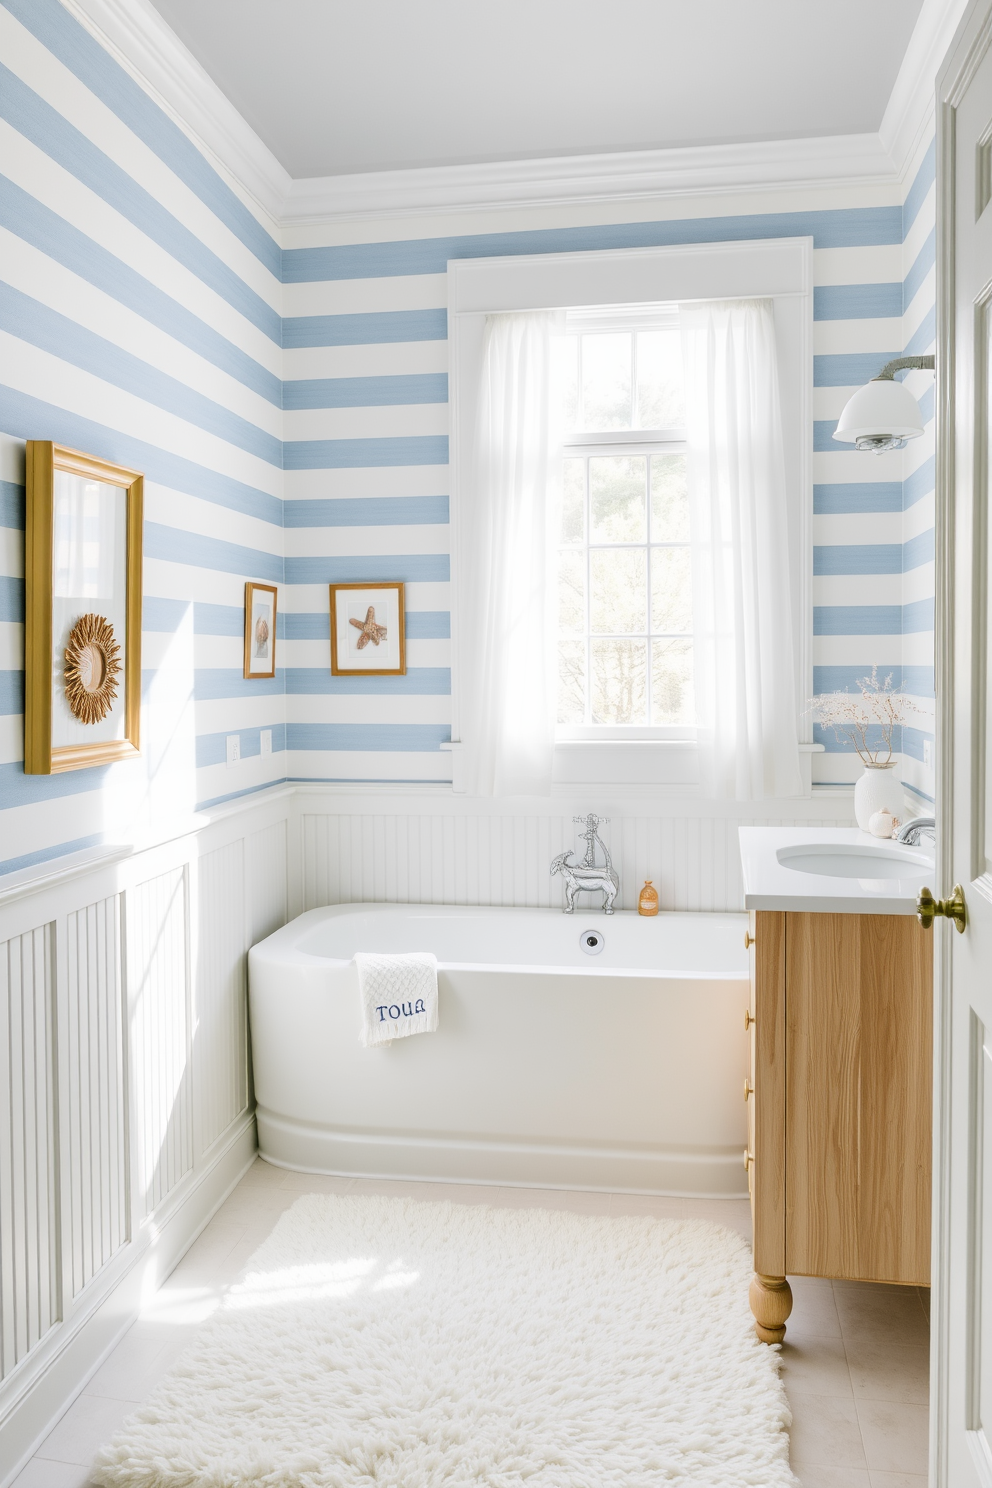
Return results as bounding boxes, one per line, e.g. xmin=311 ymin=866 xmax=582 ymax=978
xmin=0 ymin=0 xmax=936 ymax=877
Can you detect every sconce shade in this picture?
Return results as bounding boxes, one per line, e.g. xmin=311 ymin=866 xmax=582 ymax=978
xmin=833 ymin=377 xmax=925 ymax=449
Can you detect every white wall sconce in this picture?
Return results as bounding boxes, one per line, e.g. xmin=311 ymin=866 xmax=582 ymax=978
xmin=832 ymin=355 xmax=936 ymax=452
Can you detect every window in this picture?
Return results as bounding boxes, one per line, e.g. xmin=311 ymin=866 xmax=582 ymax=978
xmin=556 ymin=307 xmax=693 ymax=736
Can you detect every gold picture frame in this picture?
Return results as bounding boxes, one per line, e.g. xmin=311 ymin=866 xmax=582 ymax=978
xmin=25 ymin=442 xmax=143 ymax=774
xmin=330 ymin=582 xmax=406 ymax=676
xmin=244 ymin=581 xmax=278 ymax=679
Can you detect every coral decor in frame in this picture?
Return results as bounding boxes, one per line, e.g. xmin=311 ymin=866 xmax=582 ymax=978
xmin=25 ymin=441 xmax=143 ymax=774
xmin=244 ymin=582 xmax=278 ymax=679
xmin=330 ymin=582 xmax=406 ymax=676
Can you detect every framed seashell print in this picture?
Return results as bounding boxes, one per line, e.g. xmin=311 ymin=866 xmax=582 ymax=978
xmin=25 ymin=442 xmax=143 ymax=774
xmin=244 ymin=582 xmax=278 ymax=679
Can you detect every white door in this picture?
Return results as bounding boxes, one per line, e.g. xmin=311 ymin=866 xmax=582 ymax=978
xmin=934 ymin=7 xmax=992 ymax=1483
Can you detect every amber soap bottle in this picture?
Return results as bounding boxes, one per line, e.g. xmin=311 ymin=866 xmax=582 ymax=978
xmin=638 ymin=880 xmax=659 ymax=916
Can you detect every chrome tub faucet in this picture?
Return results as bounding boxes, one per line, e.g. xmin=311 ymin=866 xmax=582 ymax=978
xmin=896 ymin=815 xmax=936 ymax=846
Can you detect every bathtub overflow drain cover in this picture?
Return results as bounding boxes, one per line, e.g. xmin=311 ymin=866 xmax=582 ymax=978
xmin=580 ymin=929 xmax=605 ymax=955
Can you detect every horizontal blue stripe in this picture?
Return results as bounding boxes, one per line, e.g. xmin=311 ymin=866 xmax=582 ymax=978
xmin=3 ymin=0 xmax=281 ymax=280
xmin=0 ymin=175 xmax=281 ymax=406
xmin=145 ymin=522 xmax=283 ymax=582
xmin=195 ymin=724 xmax=287 ymax=767
xmin=903 ymin=528 xmax=935 ymax=570
xmin=142 ymin=597 xmax=286 ymax=637
xmin=814 ymin=352 xmax=900 ymax=388
xmin=813 ymin=284 xmax=902 ymax=321
xmin=903 ymin=725 xmax=936 ymax=764
xmin=813 ymin=482 xmax=903 ymax=514
xmin=193 ymin=669 xmax=283 ymax=700
xmin=813 ymin=665 xmax=934 ymax=697
xmin=283 ymin=609 xmax=450 ymax=640
xmin=1 ymin=479 xmax=24 ymax=528
xmin=903 ymin=139 xmax=935 ymax=236
xmin=0 ymin=384 xmax=282 ymax=525
xmin=0 ymin=576 xmax=24 ymax=622
xmin=906 ymin=306 xmax=936 ymax=356
xmin=287 ymin=722 xmax=450 ymax=752
xmin=283 ymin=495 xmax=448 ymax=528
xmin=0 ymin=62 xmax=280 ymax=344
xmin=814 ymin=420 xmax=842 ymax=451
xmin=813 ymin=600 xmax=934 ymax=635
xmin=284 ymin=436 xmax=449 ymax=471
xmin=904 ymin=229 xmax=935 ymax=310
xmin=283 ymin=309 xmax=447 ymax=348
xmin=0 ymin=757 xmax=113 ymax=809
xmin=815 ymin=541 xmax=939 ymax=574
xmin=0 ymin=832 xmax=104 ymax=879
xmin=814 ymin=605 xmax=901 ymax=635
xmin=286 ymin=667 xmax=450 ymax=695
xmin=904 ymin=455 xmax=935 ymax=508
xmin=0 ymin=281 xmax=282 ymax=466
xmin=813 ymin=722 xmax=905 ymax=753
xmin=283 ymin=207 xmax=903 ymax=284
xmin=903 ymin=597 xmax=935 ymax=633
xmin=196 ymin=777 xmax=289 ymax=812
xmin=905 ymin=780 xmax=935 ymax=804
xmin=405 ymin=610 xmax=450 ymax=639
xmin=282 ymin=373 xmax=448 ymax=409
xmin=0 ymin=669 xmax=23 ymax=714
xmin=285 ymin=554 xmax=449 ymax=585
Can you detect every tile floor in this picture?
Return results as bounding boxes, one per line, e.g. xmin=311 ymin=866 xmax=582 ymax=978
xmin=12 ymin=1160 xmax=930 ymax=1488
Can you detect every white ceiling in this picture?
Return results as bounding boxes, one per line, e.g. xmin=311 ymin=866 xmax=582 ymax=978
xmin=148 ymin=0 xmax=924 ymax=182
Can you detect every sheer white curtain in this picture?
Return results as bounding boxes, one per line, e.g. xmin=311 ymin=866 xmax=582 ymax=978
xmin=680 ymin=298 xmax=803 ymax=799
xmin=461 ymin=311 xmax=563 ymax=797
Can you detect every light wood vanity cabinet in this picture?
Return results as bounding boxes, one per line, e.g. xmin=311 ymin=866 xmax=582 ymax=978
xmin=746 ymin=910 xmax=933 ymax=1342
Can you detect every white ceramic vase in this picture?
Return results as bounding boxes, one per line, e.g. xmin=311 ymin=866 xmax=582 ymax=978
xmin=853 ymin=761 xmax=904 ymax=832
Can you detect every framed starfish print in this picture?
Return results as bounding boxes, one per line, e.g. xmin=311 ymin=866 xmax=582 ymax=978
xmin=330 ymin=582 xmax=406 ymax=676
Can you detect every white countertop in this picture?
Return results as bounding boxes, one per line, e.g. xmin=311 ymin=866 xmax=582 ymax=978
xmin=738 ymin=826 xmax=935 ymax=914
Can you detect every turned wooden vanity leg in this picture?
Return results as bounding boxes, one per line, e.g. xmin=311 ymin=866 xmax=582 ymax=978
xmin=749 ymin=1273 xmax=793 ymax=1343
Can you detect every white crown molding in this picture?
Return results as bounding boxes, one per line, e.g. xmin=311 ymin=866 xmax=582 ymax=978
xmin=879 ymin=0 xmax=973 ymax=180
xmin=60 ymin=0 xmax=289 ymax=228
xmin=60 ymin=0 xmax=962 ymax=231
xmin=282 ymin=133 xmax=898 ymax=226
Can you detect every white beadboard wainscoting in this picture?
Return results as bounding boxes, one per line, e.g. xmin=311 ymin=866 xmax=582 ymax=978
xmin=295 ymin=785 xmax=857 ymax=915
xmin=0 ymin=791 xmax=290 ymax=1484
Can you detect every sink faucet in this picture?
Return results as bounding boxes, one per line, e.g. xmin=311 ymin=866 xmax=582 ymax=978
xmin=895 ymin=815 xmax=936 ymax=846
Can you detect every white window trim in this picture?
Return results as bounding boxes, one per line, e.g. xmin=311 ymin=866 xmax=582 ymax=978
xmin=447 ymin=238 xmax=814 ymax=792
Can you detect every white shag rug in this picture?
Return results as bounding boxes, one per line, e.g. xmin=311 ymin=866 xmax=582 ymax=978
xmin=93 ymin=1195 xmax=797 ymax=1488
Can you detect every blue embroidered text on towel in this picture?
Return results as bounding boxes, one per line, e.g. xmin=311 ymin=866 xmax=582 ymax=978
xmin=354 ymin=951 xmax=439 ymax=1047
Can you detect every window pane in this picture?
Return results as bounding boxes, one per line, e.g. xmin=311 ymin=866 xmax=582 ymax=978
xmin=651 ymin=638 xmax=694 ymax=725
xmin=558 ymin=640 xmax=586 ymax=724
xmin=650 ymin=454 xmax=690 ymax=541
xmin=558 ymin=549 xmax=586 ymax=635
xmin=637 ymin=328 xmax=685 ymax=428
xmin=651 ymin=546 xmax=692 ymax=634
xmin=561 ymin=458 xmax=585 ymax=543
xmin=590 ymin=456 xmax=646 ymax=543
xmin=581 ymin=332 xmax=631 ymax=429
xmin=592 ymin=639 xmax=647 ymax=724
xmin=591 ymin=548 xmax=647 ymax=634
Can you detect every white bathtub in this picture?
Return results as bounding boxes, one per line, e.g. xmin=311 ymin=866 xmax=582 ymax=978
xmin=248 ymin=904 xmax=750 ymax=1196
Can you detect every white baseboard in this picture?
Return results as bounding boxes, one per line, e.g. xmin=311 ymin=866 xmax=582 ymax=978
xmin=257 ymin=1113 xmax=747 ymax=1200
xmin=0 ymin=1118 xmax=257 ymax=1488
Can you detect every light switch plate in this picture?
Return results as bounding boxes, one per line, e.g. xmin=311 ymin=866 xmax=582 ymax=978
xmin=226 ymin=735 xmax=241 ymax=766
xmin=260 ymin=729 xmax=272 ymax=757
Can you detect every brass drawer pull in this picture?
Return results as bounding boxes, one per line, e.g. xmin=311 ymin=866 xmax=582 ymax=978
xmin=744 ymin=931 xmax=755 ymax=950
xmin=744 ymin=1009 xmax=755 ymax=1031
xmin=744 ymin=1078 xmax=753 ymax=1102
xmin=917 ymin=884 xmax=966 ymax=933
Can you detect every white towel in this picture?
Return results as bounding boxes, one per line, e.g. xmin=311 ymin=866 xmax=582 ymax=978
xmin=354 ymin=951 xmax=439 ymax=1047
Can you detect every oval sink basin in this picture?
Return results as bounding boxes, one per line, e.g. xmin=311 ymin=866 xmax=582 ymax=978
xmin=776 ymin=843 xmax=933 ymax=879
